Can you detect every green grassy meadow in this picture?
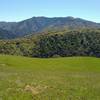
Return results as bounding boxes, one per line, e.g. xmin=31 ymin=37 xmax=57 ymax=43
xmin=0 ymin=55 xmax=100 ymax=100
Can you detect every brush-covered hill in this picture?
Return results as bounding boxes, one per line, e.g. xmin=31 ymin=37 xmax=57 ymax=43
xmin=0 ymin=29 xmax=100 ymax=58
xmin=0 ymin=16 xmax=100 ymax=39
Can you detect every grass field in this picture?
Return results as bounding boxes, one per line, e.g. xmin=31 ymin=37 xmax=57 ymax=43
xmin=0 ymin=55 xmax=100 ymax=100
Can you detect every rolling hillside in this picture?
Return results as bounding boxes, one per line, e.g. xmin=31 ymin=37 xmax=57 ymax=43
xmin=0 ymin=55 xmax=100 ymax=100
xmin=0 ymin=29 xmax=100 ymax=58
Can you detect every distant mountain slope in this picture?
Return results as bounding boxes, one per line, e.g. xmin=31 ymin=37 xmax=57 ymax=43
xmin=0 ymin=28 xmax=16 ymax=39
xmin=0 ymin=16 xmax=100 ymax=39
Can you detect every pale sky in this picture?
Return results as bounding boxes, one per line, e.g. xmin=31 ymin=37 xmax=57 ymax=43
xmin=0 ymin=0 xmax=100 ymax=22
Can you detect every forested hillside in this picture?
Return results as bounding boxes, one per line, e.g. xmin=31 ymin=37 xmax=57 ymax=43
xmin=0 ymin=29 xmax=100 ymax=58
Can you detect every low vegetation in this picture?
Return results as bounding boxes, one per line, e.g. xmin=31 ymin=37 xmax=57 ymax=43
xmin=0 ymin=55 xmax=100 ymax=100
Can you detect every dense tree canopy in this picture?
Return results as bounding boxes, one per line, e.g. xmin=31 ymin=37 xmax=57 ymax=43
xmin=0 ymin=29 xmax=100 ymax=58
xmin=33 ymin=30 xmax=100 ymax=57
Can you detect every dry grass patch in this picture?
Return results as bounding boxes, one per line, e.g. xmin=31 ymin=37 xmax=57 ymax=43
xmin=24 ymin=85 xmax=48 ymax=96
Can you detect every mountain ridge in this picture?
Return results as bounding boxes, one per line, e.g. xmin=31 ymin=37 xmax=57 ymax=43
xmin=0 ymin=16 xmax=100 ymax=39
xmin=0 ymin=16 xmax=100 ymax=23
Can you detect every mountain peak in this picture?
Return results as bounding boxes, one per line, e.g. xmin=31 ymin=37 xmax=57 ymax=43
xmin=0 ymin=16 xmax=100 ymax=39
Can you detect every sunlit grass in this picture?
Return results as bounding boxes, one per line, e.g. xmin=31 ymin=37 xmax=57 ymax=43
xmin=0 ymin=55 xmax=100 ymax=100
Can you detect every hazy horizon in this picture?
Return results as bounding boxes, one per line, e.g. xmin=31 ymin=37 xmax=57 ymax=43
xmin=0 ymin=16 xmax=100 ymax=23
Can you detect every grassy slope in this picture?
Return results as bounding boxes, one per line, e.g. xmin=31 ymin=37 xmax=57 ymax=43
xmin=0 ymin=55 xmax=100 ymax=100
